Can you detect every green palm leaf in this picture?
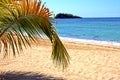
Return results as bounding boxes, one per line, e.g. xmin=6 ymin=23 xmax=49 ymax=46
xmin=0 ymin=0 xmax=70 ymax=69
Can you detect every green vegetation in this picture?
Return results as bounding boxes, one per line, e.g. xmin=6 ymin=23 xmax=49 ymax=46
xmin=0 ymin=0 xmax=70 ymax=69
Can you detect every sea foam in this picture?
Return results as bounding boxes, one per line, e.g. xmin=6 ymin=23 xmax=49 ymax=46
xmin=60 ymin=37 xmax=120 ymax=47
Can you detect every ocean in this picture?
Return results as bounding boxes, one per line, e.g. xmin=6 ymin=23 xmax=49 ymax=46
xmin=55 ymin=18 xmax=120 ymax=47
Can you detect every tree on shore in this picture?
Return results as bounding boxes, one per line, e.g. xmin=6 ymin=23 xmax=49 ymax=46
xmin=0 ymin=0 xmax=70 ymax=69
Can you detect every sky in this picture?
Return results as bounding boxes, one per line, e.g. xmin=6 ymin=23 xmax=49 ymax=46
xmin=41 ymin=0 xmax=120 ymax=17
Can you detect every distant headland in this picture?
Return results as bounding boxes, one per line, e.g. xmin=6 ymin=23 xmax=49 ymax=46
xmin=55 ymin=13 xmax=82 ymax=19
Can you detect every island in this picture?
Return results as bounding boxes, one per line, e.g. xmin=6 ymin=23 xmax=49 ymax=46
xmin=55 ymin=13 xmax=82 ymax=19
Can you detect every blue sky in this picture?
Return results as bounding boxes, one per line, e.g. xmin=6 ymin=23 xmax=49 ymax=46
xmin=42 ymin=0 xmax=120 ymax=17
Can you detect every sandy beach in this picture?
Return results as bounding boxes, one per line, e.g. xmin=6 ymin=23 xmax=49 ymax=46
xmin=0 ymin=39 xmax=120 ymax=80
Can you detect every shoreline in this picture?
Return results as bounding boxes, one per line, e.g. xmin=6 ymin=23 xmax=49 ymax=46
xmin=60 ymin=37 xmax=120 ymax=48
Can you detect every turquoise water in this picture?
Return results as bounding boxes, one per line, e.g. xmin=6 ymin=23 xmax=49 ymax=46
xmin=55 ymin=18 xmax=120 ymax=43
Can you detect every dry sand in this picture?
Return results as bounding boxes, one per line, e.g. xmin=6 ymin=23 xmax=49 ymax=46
xmin=0 ymin=39 xmax=120 ymax=80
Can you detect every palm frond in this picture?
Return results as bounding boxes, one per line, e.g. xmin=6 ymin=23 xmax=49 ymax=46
xmin=0 ymin=0 xmax=70 ymax=69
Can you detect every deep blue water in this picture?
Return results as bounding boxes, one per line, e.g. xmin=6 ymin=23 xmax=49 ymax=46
xmin=55 ymin=18 xmax=120 ymax=43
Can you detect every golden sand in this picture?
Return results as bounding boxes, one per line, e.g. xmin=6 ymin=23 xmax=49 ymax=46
xmin=0 ymin=39 xmax=120 ymax=80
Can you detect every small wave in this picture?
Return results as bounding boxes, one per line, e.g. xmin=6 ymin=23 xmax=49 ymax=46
xmin=60 ymin=37 xmax=120 ymax=47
